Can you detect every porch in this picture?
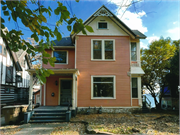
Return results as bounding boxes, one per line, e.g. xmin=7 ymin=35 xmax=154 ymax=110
xmin=25 ymin=69 xmax=79 ymax=123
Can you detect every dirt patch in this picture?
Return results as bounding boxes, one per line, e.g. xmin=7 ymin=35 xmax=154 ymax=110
xmin=71 ymin=113 xmax=179 ymax=134
xmin=50 ymin=123 xmax=86 ymax=135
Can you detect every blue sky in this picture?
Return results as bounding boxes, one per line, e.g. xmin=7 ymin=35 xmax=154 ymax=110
xmin=2 ymin=0 xmax=180 ymax=48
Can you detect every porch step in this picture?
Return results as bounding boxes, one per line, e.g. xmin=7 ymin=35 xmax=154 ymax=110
xmin=33 ymin=113 xmax=66 ymax=116
xmin=34 ymin=110 xmax=67 ymax=113
xmin=29 ymin=109 xmax=68 ymax=123
xmin=31 ymin=116 xmax=66 ymax=120
xmin=29 ymin=119 xmax=66 ymax=123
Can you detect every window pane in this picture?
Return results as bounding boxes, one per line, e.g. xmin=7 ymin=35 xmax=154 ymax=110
xmin=98 ymin=22 xmax=107 ymax=29
xmin=93 ymin=83 xmax=113 ymax=97
xmin=93 ymin=77 xmax=113 ymax=82
xmin=0 ymin=46 xmax=2 ymax=54
xmin=131 ymin=42 xmax=137 ymax=61
xmin=105 ymin=41 xmax=113 ymax=59
xmin=3 ymin=47 xmax=6 ymax=55
xmin=93 ymin=41 xmax=102 ymax=59
xmin=132 ymin=78 xmax=138 ymax=98
xmin=54 ymin=51 xmax=67 ymax=63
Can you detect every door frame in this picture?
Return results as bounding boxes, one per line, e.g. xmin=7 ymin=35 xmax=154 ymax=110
xmin=58 ymin=78 xmax=73 ymax=106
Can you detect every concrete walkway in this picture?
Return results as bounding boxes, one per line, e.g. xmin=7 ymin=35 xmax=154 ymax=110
xmin=14 ymin=123 xmax=68 ymax=135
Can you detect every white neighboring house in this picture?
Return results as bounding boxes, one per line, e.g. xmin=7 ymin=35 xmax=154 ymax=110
xmin=0 ymin=35 xmax=31 ymax=105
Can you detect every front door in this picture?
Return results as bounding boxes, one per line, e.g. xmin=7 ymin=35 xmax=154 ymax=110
xmin=60 ymin=80 xmax=72 ymax=106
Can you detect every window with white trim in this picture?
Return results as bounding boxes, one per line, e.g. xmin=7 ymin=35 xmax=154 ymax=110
xmin=53 ymin=51 xmax=68 ymax=64
xmin=98 ymin=22 xmax=108 ymax=29
xmin=131 ymin=42 xmax=137 ymax=61
xmin=92 ymin=76 xmax=115 ymax=99
xmin=91 ymin=39 xmax=115 ymax=60
xmin=132 ymin=78 xmax=138 ymax=98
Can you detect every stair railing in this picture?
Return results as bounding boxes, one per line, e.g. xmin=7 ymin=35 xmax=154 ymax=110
xmin=142 ymin=95 xmax=151 ymax=108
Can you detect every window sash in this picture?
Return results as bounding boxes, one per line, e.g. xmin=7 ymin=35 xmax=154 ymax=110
xmin=53 ymin=51 xmax=67 ymax=64
xmin=132 ymin=78 xmax=138 ymax=98
xmin=92 ymin=40 xmax=114 ymax=60
xmin=92 ymin=76 xmax=115 ymax=98
xmin=131 ymin=42 xmax=137 ymax=61
xmin=98 ymin=22 xmax=107 ymax=29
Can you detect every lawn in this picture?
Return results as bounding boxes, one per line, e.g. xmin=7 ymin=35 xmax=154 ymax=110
xmin=0 ymin=112 xmax=179 ymax=135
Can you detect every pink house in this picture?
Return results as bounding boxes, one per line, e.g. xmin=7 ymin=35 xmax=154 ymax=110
xmin=27 ymin=5 xmax=146 ymax=120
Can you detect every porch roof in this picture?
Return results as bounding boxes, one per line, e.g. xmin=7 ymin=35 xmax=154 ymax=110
xmin=131 ymin=67 xmax=145 ymax=75
xmin=26 ymin=69 xmax=80 ymax=75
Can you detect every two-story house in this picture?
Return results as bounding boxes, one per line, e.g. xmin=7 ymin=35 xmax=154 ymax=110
xmin=28 ymin=5 xmax=146 ymax=114
xmin=0 ymin=32 xmax=31 ymax=106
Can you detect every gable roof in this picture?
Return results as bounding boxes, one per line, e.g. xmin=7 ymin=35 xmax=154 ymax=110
xmin=72 ymin=5 xmax=146 ymax=39
xmin=3 ymin=38 xmax=22 ymax=71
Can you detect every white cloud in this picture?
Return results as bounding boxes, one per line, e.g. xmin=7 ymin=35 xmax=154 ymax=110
xmin=167 ymin=27 xmax=179 ymax=33
xmin=146 ymin=34 xmax=159 ymax=43
xmin=140 ymin=41 xmax=148 ymax=49
xmin=107 ymin=0 xmax=147 ymax=34
xmin=173 ymin=21 xmax=177 ymax=24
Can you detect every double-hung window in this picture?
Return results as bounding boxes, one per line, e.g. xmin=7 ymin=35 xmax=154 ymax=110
xmin=91 ymin=39 xmax=115 ymax=60
xmin=132 ymin=78 xmax=138 ymax=98
xmin=131 ymin=42 xmax=137 ymax=61
xmin=53 ymin=51 xmax=68 ymax=64
xmin=91 ymin=76 xmax=116 ymax=99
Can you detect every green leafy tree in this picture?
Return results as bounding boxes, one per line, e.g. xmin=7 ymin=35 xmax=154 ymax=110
xmin=141 ymin=37 xmax=176 ymax=109
xmin=166 ymin=40 xmax=179 ymax=98
xmin=1 ymin=0 xmax=94 ymax=84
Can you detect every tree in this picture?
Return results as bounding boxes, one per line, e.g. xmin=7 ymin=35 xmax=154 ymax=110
xmin=1 ymin=0 xmax=94 ymax=84
xmin=166 ymin=40 xmax=180 ymax=98
xmin=141 ymin=37 xmax=176 ymax=109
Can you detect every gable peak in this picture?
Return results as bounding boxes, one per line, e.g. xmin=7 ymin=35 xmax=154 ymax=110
xmin=94 ymin=6 xmax=113 ymax=17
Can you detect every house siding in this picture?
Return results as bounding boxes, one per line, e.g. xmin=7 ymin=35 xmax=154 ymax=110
xmin=42 ymin=49 xmax=75 ymax=69
xmin=76 ymin=36 xmax=131 ymax=107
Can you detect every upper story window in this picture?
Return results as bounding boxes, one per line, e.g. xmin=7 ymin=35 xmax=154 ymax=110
xmin=53 ymin=51 xmax=68 ymax=64
xmin=98 ymin=22 xmax=108 ymax=29
xmin=91 ymin=39 xmax=115 ymax=61
xmin=131 ymin=42 xmax=137 ymax=61
xmin=91 ymin=76 xmax=116 ymax=99
xmin=0 ymin=45 xmax=6 ymax=56
xmin=3 ymin=47 xmax=6 ymax=55
xmin=132 ymin=78 xmax=138 ymax=98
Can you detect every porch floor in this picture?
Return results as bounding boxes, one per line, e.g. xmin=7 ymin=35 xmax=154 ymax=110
xmin=33 ymin=106 xmax=72 ymax=111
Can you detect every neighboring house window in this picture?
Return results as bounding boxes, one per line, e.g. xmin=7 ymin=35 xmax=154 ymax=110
xmin=6 ymin=66 xmax=13 ymax=83
xmin=3 ymin=47 xmax=6 ymax=55
xmin=91 ymin=39 xmax=115 ymax=60
xmin=0 ymin=45 xmax=2 ymax=54
xmin=53 ymin=51 xmax=68 ymax=64
xmin=91 ymin=76 xmax=115 ymax=99
xmin=98 ymin=22 xmax=108 ymax=29
xmin=131 ymin=42 xmax=137 ymax=61
xmin=132 ymin=78 xmax=138 ymax=98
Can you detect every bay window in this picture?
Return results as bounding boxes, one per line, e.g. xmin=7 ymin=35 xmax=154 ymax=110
xmin=132 ymin=78 xmax=138 ymax=98
xmin=131 ymin=42 xmax=137 ymax=61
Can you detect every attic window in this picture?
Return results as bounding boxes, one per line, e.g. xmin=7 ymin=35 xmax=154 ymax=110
xmin=98 ymin=22 xmax=108 ymax=29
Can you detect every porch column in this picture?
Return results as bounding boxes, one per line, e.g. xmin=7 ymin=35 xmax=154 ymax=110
xmin=72 ymin=73 xmax=76 ymax=110
xmin=27 ymin=73 xmax=33 ymax=111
